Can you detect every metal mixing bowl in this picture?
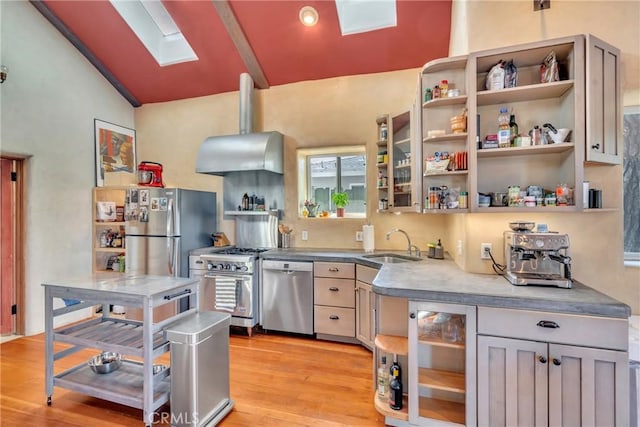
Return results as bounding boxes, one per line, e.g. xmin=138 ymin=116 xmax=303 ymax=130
xmin=88 ymin=352 xmax=122 ymax=374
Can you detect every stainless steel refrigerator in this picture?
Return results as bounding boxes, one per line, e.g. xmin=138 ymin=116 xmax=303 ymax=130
xmin=125 ymin=187 xmax=216 ymax=278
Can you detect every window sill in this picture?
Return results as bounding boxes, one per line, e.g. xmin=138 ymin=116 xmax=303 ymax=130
xmin=624 ymin=260 xmax=640 ymax=268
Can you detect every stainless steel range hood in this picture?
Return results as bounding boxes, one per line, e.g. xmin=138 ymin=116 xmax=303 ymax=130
xmin=196 ymin=73 xmax=283 ymax=176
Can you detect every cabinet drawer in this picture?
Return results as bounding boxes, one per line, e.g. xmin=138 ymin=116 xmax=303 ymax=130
xmin=477 ymin=307 xmax=627 ymax=351
xmin=314 ymin=306 xmax=355 ymax=337
xmin=314 ymin=262 xmax=355 ymax=279
xmin=356 ymin=264 xmax=379 ymax=284
xmin=314 ymin=278 xmax=355 ymax=308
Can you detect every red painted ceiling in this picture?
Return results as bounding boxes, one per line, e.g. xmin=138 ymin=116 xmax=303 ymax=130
xmin=40 ymin=0 xmax=452 ymax=106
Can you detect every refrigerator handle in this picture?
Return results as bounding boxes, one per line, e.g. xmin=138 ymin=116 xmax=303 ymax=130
xmin=167 ymin=237 xmax=178 ymax=276
xmin=167 ymin=197 xmax=176 ymax=236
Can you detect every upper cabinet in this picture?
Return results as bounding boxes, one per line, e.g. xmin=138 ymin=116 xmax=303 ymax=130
xmin=585 ymin=34 xmax=622 ymax=164
xmin=373 ymin=34 xmax=620 ymax=215
xmin=376 ymin=109 xmax=421 ymax=213
xmin=468 ymin=35 xmax=586 ymax=212
xmin=420 ymin=55 xmax=470 ymax=214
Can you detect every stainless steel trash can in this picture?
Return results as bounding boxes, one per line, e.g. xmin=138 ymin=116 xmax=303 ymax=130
xmin=165 ymin=311 xmax=233 ymax=427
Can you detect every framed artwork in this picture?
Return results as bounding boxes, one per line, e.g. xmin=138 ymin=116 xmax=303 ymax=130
xmin=94 ymin=119 xmax=136 ymax=187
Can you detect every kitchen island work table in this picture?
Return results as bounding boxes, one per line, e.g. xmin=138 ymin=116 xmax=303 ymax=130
xmin=43 ymin=275 xmax=199 ymax=426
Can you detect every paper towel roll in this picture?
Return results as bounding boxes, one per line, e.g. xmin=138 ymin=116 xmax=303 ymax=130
xmin=363 ymin=224 xmax=375 ymax=253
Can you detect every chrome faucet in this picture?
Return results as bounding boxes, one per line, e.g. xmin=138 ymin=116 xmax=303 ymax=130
xmin=385 ymin=228 xmax=420 ymax=257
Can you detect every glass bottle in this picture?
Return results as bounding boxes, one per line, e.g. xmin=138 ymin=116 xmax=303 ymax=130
xmin=509 ymin=113 xmax=518 ymax=146
xmin=377 ymin=356 xmax=389 ymax=400
xmin=388 ymin=356 xmax=403 ymax=410
xmin=497 ymin=107 xmax=510 ymax=148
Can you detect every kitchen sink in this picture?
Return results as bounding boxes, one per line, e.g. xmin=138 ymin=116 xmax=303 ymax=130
xmin=363 ymin=253 xmax=421 ymax=263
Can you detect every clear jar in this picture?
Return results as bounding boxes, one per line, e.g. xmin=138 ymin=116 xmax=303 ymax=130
xmin=379 ymin=123 xmax=388 ymax=141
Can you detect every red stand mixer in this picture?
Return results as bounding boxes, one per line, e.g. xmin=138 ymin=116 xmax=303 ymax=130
xmin=137 ymin=161 xmax=164 ymax=187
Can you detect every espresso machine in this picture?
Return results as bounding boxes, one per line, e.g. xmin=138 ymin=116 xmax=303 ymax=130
xmin=503 ymin=222 xmax=572 ymax=288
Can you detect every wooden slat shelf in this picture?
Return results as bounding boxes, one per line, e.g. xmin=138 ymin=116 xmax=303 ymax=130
xmin=374 ymin=393 xmax=408 ymax=421
xmin=418 ymin=396 xmax=465 ymax=425
xmin=418 ymin=336 xmax=465 ymax=350
xmin=374 ymin=334 xmax=408 ymax=356
xmin=418 ymin=367 xmax=465 ymax=394
xmin=54 ymin=359 xmax=170 ymax=411
xmin=54 ymin=318 xmax=168 ymax=358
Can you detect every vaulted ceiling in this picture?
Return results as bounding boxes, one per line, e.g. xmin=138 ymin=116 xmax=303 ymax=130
xmin=33 ymin=0 xmax=452 ymax=107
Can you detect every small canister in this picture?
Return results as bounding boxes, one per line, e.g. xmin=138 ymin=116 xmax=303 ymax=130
xmin=424 ymin=87 xmax=432 ymax=102
xmin=427 ymin=243 xmax=436 ymax=258
xmin=459 ymin=191 xmax=468 ymax=209
xmin=508 ymin=185 xmax=520 ymax=207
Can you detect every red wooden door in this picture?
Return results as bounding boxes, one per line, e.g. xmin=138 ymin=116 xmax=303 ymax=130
xmin=1 ymin=158 xmax=15 ymax=334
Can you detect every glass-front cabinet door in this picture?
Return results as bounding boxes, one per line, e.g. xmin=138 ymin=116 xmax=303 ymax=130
xmin=408 ymin=301 xmax=476 ymax=426
xmin=389 ymin=108 xmax=421 ymax=213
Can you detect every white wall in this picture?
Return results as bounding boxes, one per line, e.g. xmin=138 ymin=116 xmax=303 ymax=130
xmin=0 ymin=1 xmax=134 ymax=335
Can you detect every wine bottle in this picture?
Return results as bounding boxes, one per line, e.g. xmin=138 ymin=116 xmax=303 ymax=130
xmin=389 ymin=373 xmax=403 ymax=410
xmin=388 ymin=356 xmax=403 ymax=410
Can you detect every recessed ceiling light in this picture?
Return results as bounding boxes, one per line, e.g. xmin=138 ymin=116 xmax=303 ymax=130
xmin=299 ymin=6 xmax=319 ymax=27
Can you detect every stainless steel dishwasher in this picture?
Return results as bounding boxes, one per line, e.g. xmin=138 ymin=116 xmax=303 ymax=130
xmin=261 ymin=260 xmax=314 ymax=335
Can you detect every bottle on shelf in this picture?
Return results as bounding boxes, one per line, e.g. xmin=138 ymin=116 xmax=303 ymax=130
xmin=497 ymin=107 xmax=511 ymax=148
xmin=509 ymin=112 xmax=518 ymax=146
xmin=389 ymin=355 xmax=403 ymax=410
xmin=379 ymin=122 xmax=388 ymax=141
xmin=377 ymin=355 xmax=389 ymax=400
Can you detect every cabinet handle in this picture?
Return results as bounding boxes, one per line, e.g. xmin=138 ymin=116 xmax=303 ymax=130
xmin=163 ymin=289 xmax=191 ymax=300
xmin=538 ymin=355 xmax=547 ymax=364
xmin=536 ymin=320 xmax=560 ymax=329
xmin=329 ymin=315 xmax=340 ymax=320
xmin=409 ymin=312 xmax=416 ymax=319
xmin=329 ymin=267 xmax=339 ymax=272
xmin=552 ymin=358 xmax=562 ymax=366
xmin=329 ymin=287 xmax=339 ymax=292
xmin=591 ymin=143 xmax=600 ymax=150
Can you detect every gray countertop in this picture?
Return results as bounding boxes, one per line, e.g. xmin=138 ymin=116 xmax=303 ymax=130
xmin=42 ymin=274 xmax=199 ymax=297
xmin=262 ymin=248 xmax=630 ymax=319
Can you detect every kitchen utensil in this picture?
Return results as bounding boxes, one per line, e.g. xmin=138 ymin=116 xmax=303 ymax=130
xmin=549 ymin=128 xmax=571 ymax=143
xmin=88 ymin=352 xmax=122 ymax=374
xmin=137 ymin=161 xmax=164 ymax=187
xmin=509 ymin=221 xmax=535 ymax=232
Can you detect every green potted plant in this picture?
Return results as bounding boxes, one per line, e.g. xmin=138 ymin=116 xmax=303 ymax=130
xmin=332 ymin=192 xmax=349 ymax=217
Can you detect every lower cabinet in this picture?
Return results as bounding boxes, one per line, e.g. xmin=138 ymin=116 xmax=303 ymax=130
xmin=477 ymin=307 xmax=629 ymax=427
xmin=356 ymin=265 xmax=379 ymax=350
xmin=408 ymin=301 xmax=476 ymax=427
xmin=313 ymin=262 xmax=356 ymax=339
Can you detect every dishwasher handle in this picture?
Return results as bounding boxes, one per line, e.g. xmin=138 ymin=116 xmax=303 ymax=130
xmin=262 ymin=260 xmax=313 ymax=272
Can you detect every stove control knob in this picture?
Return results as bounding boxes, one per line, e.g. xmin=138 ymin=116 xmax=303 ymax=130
xmin=535 ymin=239 xmax=545 ymax=248
xmin=216 ymin=264 xmax=224 ymax=271
xmin=225 ymin=264 xmax=231 ymax=271
xmin=230 ymin=265 xmax=237 ymax=272
xmin=239 ymin=265 xmax=249 ymax=272
xmin=207 ymin=262 xmax=214 ymax=270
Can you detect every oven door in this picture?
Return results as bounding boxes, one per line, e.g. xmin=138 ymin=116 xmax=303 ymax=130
xmin=203 ymin=273 xmax=253 ymax=318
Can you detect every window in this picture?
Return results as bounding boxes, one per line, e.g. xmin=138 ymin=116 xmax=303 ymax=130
xmin=297 ymin=146 xmax=366 ymax=218
xmin=623 ymin=106 xmax=640 ymax=262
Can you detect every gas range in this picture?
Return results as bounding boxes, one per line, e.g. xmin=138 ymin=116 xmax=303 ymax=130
xmin=200 ymin=247 xmax=269 ymax=274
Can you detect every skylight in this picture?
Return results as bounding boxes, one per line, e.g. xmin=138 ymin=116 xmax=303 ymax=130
xmin=335 ymin=0 xmax=397 ymax=36
xmin=110 ymin=0 xmax=197 ymax=67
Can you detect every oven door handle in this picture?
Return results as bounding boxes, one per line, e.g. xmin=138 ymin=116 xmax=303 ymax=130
xmin=204 ymin=273 xmax=250 ymax=280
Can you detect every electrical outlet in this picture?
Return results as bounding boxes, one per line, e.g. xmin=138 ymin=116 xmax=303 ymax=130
xmin=480 ymin=243 xmax=492 ymax=260
xmin=355 ymin=231 xmax=363 ymax=241
xmin=301 ymin=230 xmax=308 ymax=241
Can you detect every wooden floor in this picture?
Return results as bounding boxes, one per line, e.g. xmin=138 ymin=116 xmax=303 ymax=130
xmin=0 ymin=330 xmax=385 ymax=426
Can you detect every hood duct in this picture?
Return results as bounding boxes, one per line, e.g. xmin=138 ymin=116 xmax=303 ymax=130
xmin=196 ymin=73 xmax=284 ymax=176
